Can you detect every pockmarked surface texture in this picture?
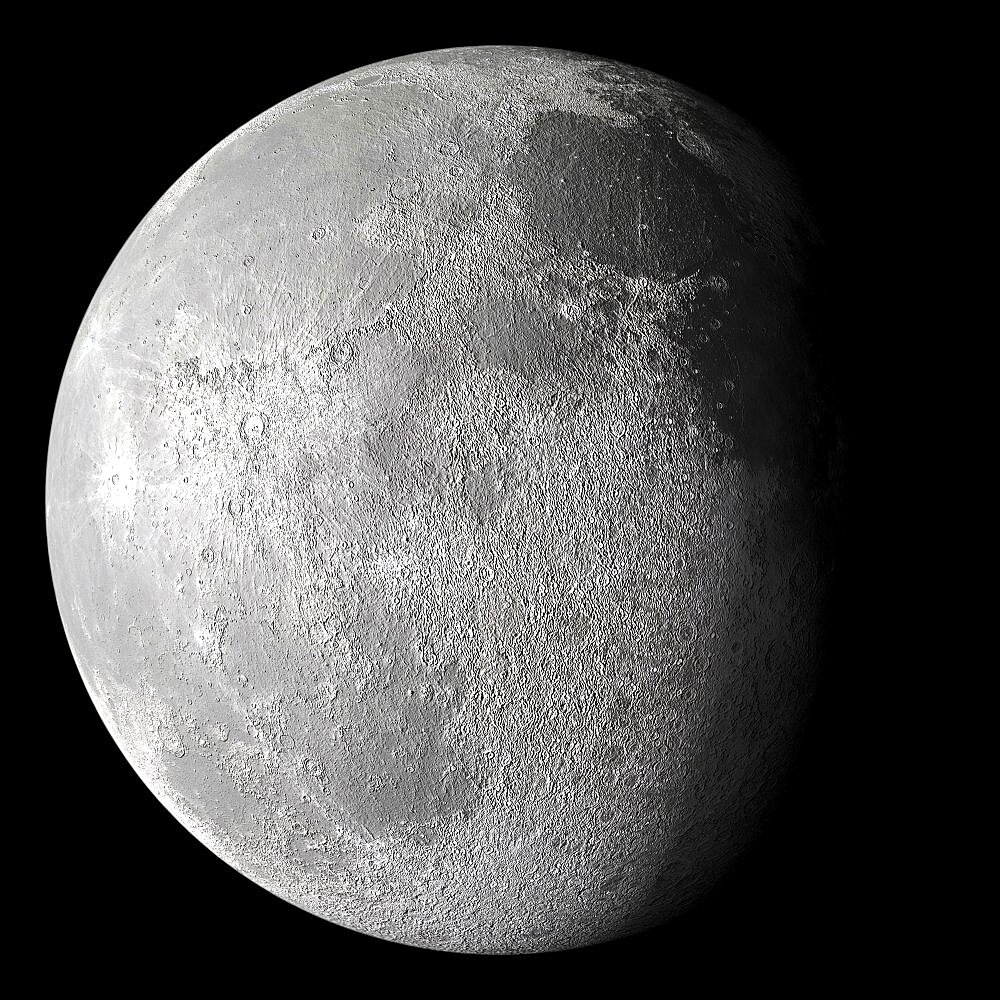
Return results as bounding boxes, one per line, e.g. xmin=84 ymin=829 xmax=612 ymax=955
xmin=47 ymin=46 xmax=841 ymax=953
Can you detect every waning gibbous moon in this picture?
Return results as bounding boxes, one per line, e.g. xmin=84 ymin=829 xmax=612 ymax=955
xmin=47 ymin=46 xmax=842 ymax=953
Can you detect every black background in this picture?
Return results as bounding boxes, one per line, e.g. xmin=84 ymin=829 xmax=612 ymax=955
xmin=26 ymin=11 xmax=894 ymax=986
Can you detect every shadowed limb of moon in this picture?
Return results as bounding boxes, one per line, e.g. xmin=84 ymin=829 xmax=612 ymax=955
xmin=47 ymin=45 xmax=841 ymax=954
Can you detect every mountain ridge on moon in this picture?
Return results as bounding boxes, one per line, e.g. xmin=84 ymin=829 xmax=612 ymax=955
xmin=47 ymin=45 xmax=841 ymax=953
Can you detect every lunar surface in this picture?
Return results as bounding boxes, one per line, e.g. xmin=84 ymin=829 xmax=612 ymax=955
xmin=47 ymin=46 xmax=841 ymax=953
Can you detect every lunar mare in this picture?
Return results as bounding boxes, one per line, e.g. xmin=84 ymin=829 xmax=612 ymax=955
xmin=47 ymin=46 xmax=840 ymax=953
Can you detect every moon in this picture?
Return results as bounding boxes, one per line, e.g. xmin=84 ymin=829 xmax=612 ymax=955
xmin=47 ymin=46 xmax=841 ymax=953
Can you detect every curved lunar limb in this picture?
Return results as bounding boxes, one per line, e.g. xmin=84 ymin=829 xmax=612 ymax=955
xmin=47 ymin=46 xmax=840 ymax=954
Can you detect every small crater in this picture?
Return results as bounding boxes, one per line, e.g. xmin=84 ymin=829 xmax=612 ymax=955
xmin=390 ymin=176 xmax=421 ymax=200
xmin=241 ymin=412 xmax=266 ymax=441
xmin=329 ymin=340 xmax=353 ymax=367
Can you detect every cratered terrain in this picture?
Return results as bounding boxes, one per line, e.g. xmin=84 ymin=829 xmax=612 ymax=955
xmin=47 ymin=46 xmax=841 ymax=953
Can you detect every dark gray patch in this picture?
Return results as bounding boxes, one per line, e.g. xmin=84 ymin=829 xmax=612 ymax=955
xmin=511 ymin=108 xmax=833 ymax=479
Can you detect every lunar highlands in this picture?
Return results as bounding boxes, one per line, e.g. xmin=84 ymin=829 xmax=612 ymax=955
xmin=47 ymin=47 xmax=840 ymax=953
